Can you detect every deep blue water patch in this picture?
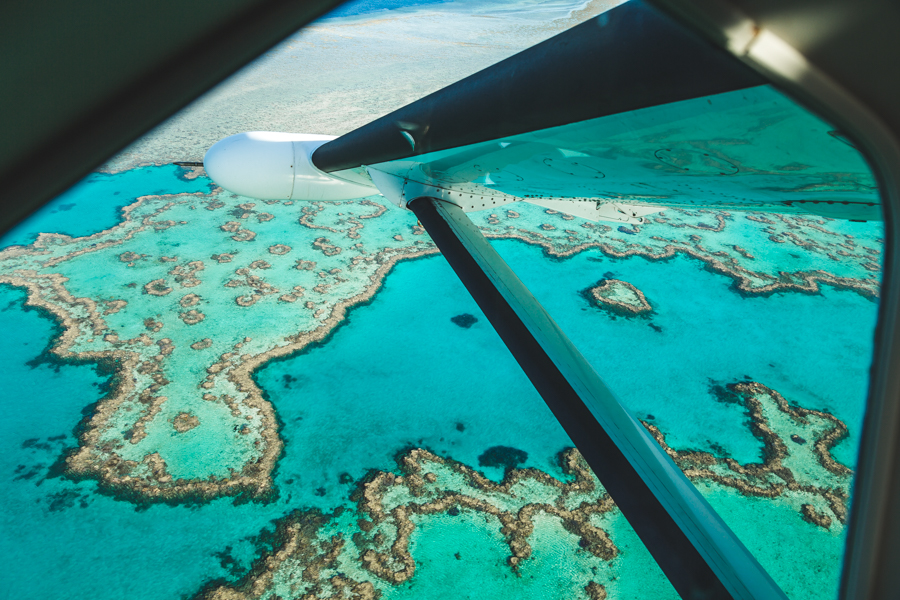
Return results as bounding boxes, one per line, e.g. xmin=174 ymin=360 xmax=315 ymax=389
xmin=450 ymin=313 xmax=478 ymax=328
xmin=478 ymin=446 xmax=529 ymax=473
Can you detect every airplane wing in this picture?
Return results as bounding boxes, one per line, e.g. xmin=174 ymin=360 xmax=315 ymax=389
xmin=206 ymin=1 xmax=879 ymax=223
xmin=349 ymin=84 xmax=879 ymax=222
xmin=196 ymin=2 xmax=884 ymax=599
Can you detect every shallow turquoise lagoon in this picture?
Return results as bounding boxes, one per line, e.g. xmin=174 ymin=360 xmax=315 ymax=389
xmin=0 ymin=166 xmax=881 ymax=600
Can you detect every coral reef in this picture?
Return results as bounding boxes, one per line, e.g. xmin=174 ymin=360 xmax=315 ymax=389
xmin=584 ymin=279 xmax=652 ymax=316
xmin=197 ymin=380 xmax=853 ymax=599
xmin=0 ymin=192 xmax=877 ymax=506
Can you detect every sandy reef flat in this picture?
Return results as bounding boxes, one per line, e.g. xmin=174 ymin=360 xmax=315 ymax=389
xmin=102 ymin=0 xmax=624 ymax=173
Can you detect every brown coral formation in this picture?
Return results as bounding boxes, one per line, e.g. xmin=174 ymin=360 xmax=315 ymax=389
xmin=198 ymin=378 xmax=853 ymax=600
xmin=297 ymin=200 xmax=383 ymax=240
xmin=278 ymin=286 xmax=306 ymax=303
xmin=235 ymin=294 xmax=260 ymax=307
xmin=173 ymin=412 xmax=200 ymax=433
xmin=800 ymin=504 xmax=833 ymax=529
xmin=198 ymin=448 xmax=613 ymax=600
xmin=231 ymin=229 xmax=256 ymax=242
xmin=156 ymin=338 xmax=175 ymax=356
xmin=0 ymin=191 xmax=873 ymax=518
xmin=585 ymin=582 xmax=608 ymax=600
xmin=178 ymin=165 xmax=205 ymax=180
xmin=26 ymin=195 xmax=183 ymax=271
xmin=585 ymin=279 xmax=652 ymax=316
xmin=353 ymin=448 xmax=616 ymax=585
xmin=312 ymin=237 xmax=342 ymax=256
xmin=484 ymin=224 xmax=879 ymax=301
xmin=180 ymin=309 xmax=205 ymax=325
xmin=357 ymin=200 xmax=387 ymax=219
xmin=222 ymin=221 xmax=257 ymax=242
xmin=225 ymin=266 xmax=279 ymax=304
xmin=151 ymin=219 xmax=177 ymax=231
xmin=191 ymin=338 xmax=212 ymax=350
xmin=103 ymin=300 xmax=127 ymax=315
xmin=644 ymin=381 xmax=852 ymax=527
xmin=666 ymin=213 xmax=727 ymax=232
xmin=119 ymin=251 xmax=141 ymax=262
xmin=180 ymin=293 xmax=200 ymax=308
xmin=197 ymin=511 xmax=356 ymax=600
xmin=170 ymin=261 xmax=205 ymax=288
xmin=0 ymin=193 xmax=290 ymax=503
xmin=268 ymin=244 xmax=291 ymax=255
xmin=144 ymin=279 xmax=172 ymax=296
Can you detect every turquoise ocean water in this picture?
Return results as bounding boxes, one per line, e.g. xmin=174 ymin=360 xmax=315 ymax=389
xmin=1 ymin=166 xmax=211 ymax=247
xmin=0 ymin=165 xmax=880 ymax=599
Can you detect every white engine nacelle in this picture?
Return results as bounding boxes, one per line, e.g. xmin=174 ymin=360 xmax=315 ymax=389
xmin=203 ymin=132 xmax=376 ymax=201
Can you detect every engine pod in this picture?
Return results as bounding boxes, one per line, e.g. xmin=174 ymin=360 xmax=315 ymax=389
xmin=204 ymin=132 xmax=376 ymax=201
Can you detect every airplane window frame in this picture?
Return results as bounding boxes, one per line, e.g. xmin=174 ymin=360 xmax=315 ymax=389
xmin=1 ymin=0 xmax=898 ymax=598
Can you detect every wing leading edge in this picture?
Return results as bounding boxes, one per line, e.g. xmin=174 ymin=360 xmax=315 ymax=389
xmin=340 ymin=85 xmax=879 ymax=222
xmin=204 ymin=1 xmax=879 ymax=222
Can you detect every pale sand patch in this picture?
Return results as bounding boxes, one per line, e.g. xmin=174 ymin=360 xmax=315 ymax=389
xmin=99 ymin=0 xmax=625 ymax=173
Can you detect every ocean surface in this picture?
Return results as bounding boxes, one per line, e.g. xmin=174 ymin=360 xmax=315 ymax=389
xmin=0 ymin=164 xmax=881 ymax=600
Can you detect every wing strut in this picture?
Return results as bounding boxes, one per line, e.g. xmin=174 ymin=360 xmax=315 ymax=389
xmin=408 ymin=196 xmax=787 ymax=600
